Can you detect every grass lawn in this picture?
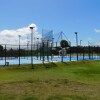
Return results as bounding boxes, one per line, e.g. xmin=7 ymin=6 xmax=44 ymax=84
xmin=0 ymin=60 xmax=100 ymax=100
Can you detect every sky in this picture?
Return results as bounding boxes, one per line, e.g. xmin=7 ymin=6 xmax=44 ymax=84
xmin=0 ymin=0 xmax=100 ymax=46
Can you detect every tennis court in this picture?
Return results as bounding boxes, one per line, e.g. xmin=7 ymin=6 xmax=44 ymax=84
xmin=0 ymin=55 xmax=99 ymax=66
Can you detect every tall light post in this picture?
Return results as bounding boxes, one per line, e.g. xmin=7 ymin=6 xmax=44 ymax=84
xmin=18 ymin=35 xmax=21 ymax=66
xmin=19 ymin=35 xmax=21 ymax=46
xmin=75 ymin=32 xmax=78 ymax=60
xmin=30 ymin=26 xmax=35 ymax=69
xmin=75 ymin=32 xmax=78 ymax=46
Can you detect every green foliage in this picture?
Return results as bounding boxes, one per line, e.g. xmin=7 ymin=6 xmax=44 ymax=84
xmin=0 ymin=45 xmax=3 ymax=51
xmin=60 ymin=40 xmax=70 ymax=48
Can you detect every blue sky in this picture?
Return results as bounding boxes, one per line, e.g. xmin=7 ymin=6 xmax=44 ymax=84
xmin=0 ymin=0 xmax=100 ymax=46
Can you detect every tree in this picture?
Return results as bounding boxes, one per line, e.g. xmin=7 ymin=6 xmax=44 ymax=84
xmin=60 ymin=40 xmax=70 ymax=48
xmin=0 ymin=45 xmax=3 ymax=51
xmin=0 ymin=45 xmax=3 ymax=59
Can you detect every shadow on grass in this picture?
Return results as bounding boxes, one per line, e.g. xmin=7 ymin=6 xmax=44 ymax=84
xmin=43 ymin=62 xmax=58 ymax=68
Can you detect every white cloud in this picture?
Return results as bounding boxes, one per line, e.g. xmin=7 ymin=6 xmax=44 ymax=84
xmin=0 ymin=23 xmax=42 ymax=45
xmin=94 ymin=28 xmax=100 ymax=33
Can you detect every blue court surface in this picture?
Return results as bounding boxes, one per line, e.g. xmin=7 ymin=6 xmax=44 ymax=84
xmin=0 ymin=56 xmax=100 ymax=65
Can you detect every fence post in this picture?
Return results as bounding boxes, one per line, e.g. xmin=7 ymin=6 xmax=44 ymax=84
xmin=83 ymin=46 xmax=84 ymax=60
xmin=46 ymin=41 xmax=49 ymax=62
xmin=98 ymin=46 xmax=100 ymax=59
xmin=51 ymin=43 xmax=53 ymax=61
xmin=76 ymin=46 xmax=78 ymax=60
xmin=19 ymin=44 xmax=20 ymax=66
xmin=61 ymin=48 xmax=63 ymax=62
xmin=42 ymin=42 xmax=45 ymax=64
xmin=40 ymin=44 xmax=41 ymax=60
xmin=31 ymin=44 xmax=33 ymax=69
xmin=69 ymin=47 xmax=71 ymax=61
xmin=97 ymin=46 xmax=99 ymax=59
xmin=37 ymin=44 xmax=38 ymax=60
xmin=88 ymin=46 xmax=90 ymax=60
xmin=92 ymin=46 xmax=94 ymax=59
xmin=5 ymin=45 xmax=6 ymax=66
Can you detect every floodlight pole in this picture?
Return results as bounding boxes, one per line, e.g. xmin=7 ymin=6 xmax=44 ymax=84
xmin=75 ymin=32 xmax=78 ymax=46
xmin=30 ymin=27 xmax=35 ymax=69
xmin=75 ymin=32 xmax=78 ymax=60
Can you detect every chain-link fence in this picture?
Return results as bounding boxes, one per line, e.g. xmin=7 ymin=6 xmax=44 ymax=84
xmin=0 ymin=43 xmax=100 ymax=66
